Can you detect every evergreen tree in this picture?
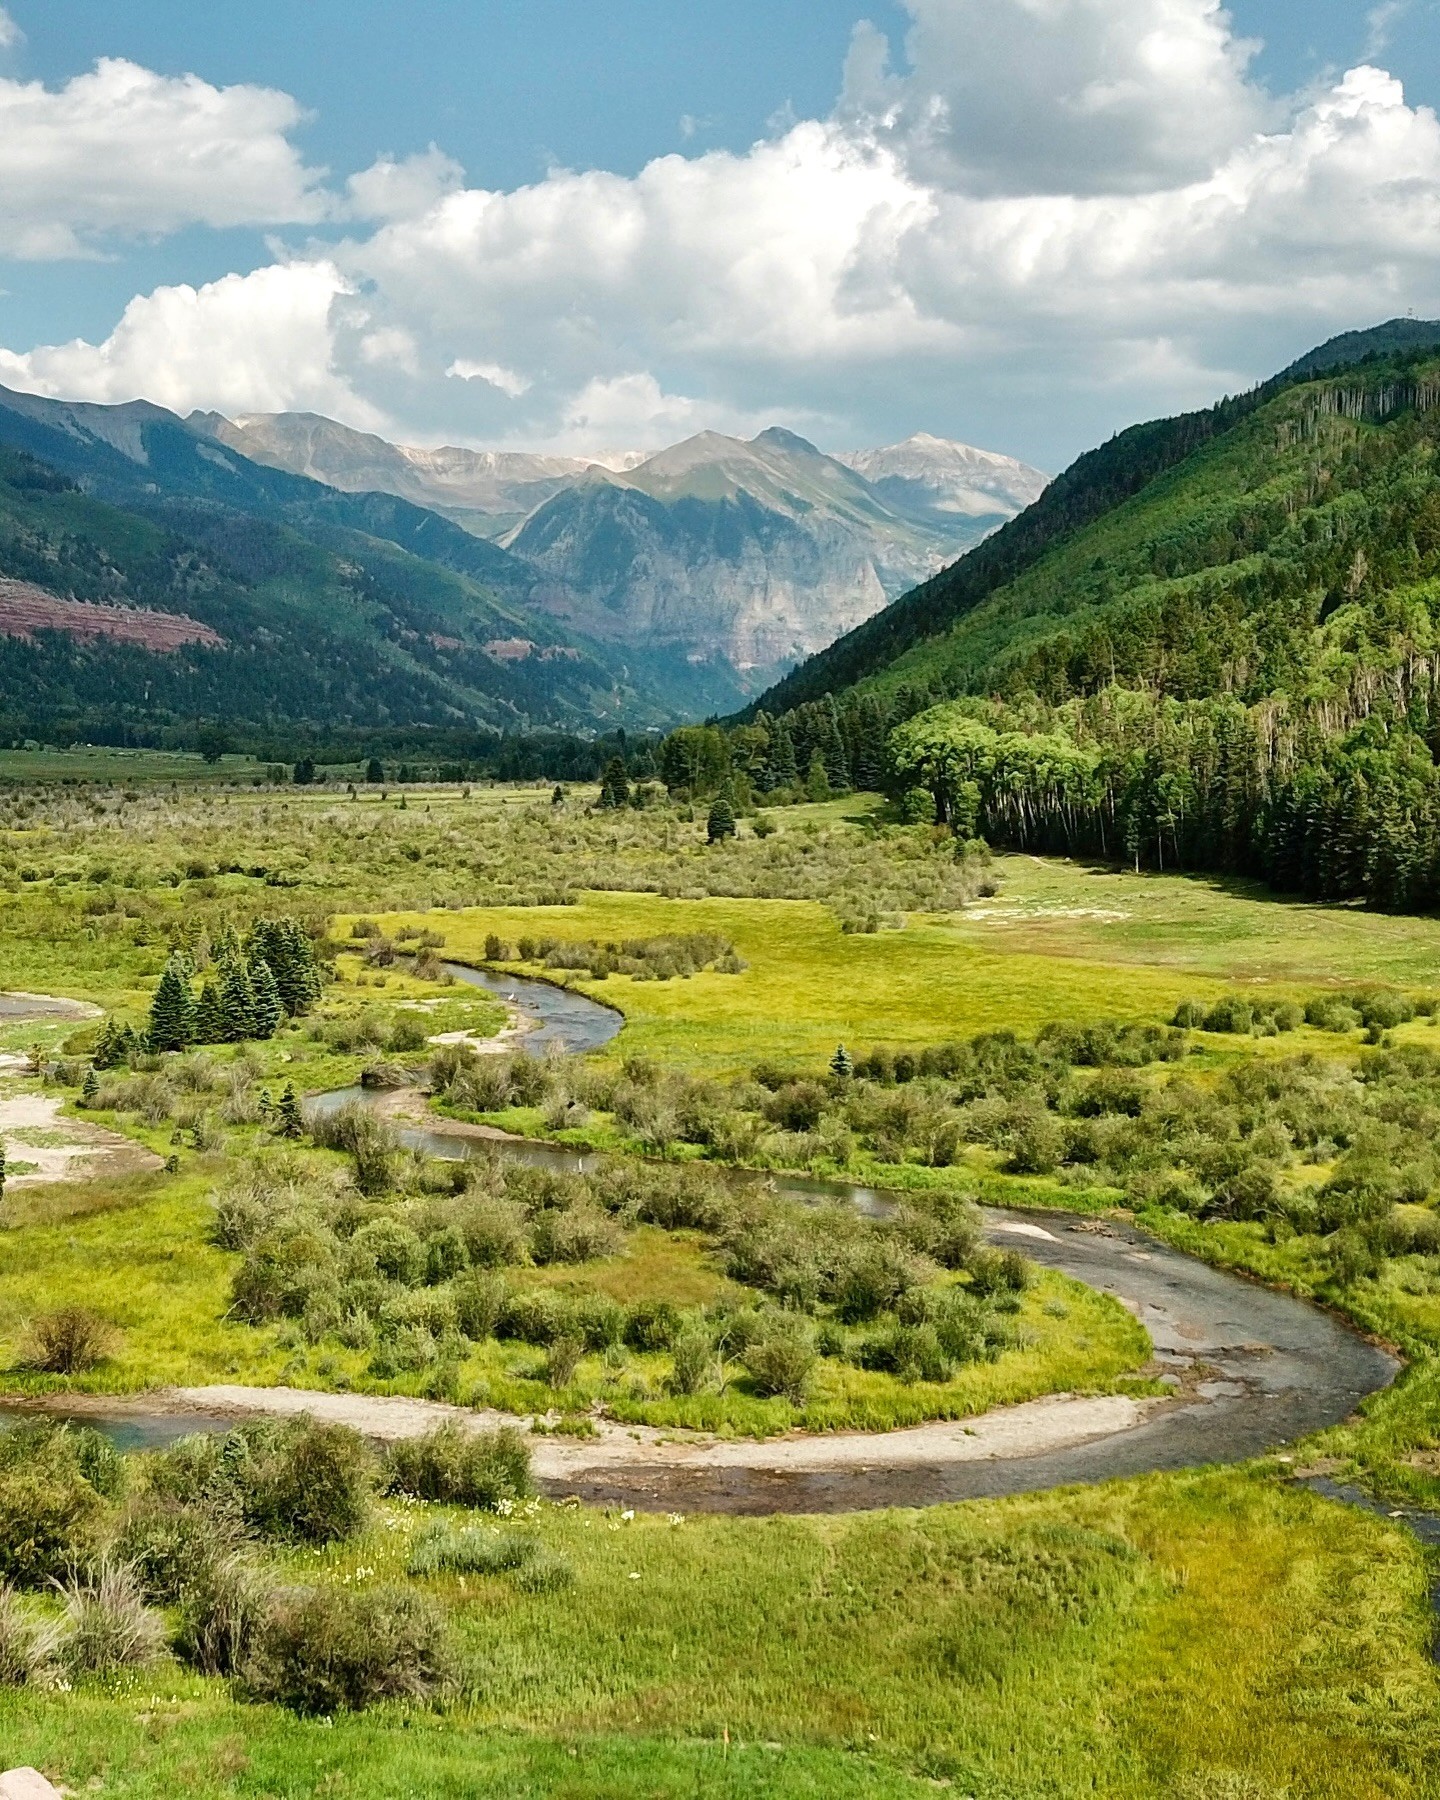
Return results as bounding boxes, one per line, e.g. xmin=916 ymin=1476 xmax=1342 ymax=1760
xmin=251 ymin=958 xmax=284 ymax=1039
xmin=218 ymin=957 xmax=256 ymax=1043
xmin=194 ymin=979 xmax=226 ymax=1045
xmin=80 ymin=1066 xmax=99 ymax=1108
xmin=275 ymin=1083 xmax=304 ymax=1139
xmin=0 ymin=1138 xmax=6 ymax=1203
xmin=706 ymin=792 xmax=737 ymax=843
xmin=365 ymin=757 xmax=385 ymax=783
xmin=149 ymin=956 xmax=197 ymax=1053
xmin=551 ymin=784 xmax=565 ymax=807
xmin=830 ymin=1043 xmax=853 ymax=1079
xmin=805 ymin=752 xmax=831 ymax=804
xmin=769 ymin=720 xmax=799 ymax=790
xmin=293 ymin=757 xmax=315 ymax=785
xmin=598 ymin=756 xmax=631 ymax=809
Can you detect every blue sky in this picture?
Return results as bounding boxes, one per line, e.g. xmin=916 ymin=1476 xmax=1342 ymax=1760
xmin=1 ymin=1 xmax=1439 ymax=468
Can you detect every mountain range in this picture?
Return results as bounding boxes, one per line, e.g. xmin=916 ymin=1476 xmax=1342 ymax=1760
xmin=209 ymin=412 xmax=1047 ymax=688
xmin=0 ymin=386 xmax=1042 ymax=740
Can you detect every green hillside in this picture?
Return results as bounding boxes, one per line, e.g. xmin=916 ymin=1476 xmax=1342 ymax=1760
xmin=718 ymin=324 xmax=1440 ymax=912
xmin=0 ymin=445 xmax=633 ymax=743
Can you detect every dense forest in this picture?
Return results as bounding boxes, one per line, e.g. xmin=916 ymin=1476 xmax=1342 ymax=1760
xmin=682 ymin=329 xmax=1440 ymax=914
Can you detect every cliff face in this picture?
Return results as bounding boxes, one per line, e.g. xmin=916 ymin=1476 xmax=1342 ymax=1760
xmin=204 ymin=413 xmax=1048 ymax=697
xmin=505 ymin=428 xmax=1034 ymax=685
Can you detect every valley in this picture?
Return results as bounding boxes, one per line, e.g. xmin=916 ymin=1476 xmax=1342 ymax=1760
xmin=0 ymin=776 xmax=1439 ymax=1795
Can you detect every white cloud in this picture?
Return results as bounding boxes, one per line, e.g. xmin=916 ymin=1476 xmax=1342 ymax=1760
xmin=0 ymin=261 xmax=380 ymax=422
xmin=3 ymin=0 xmax=1440 ymax=465
xmin=446 ymin=359 xmax=531 ymax=398
xmin=1365 ymin=2 xmax=1410 ymax=58
xmin=346 ymin=146 xmax=464 ymax=222
xmin=0 ymin=56 xmax=327 ymax=258
xmin=0 ymin=8 xmax=23 ymax=51
xmin=841 ymin=0 xmax=1271 ymax=197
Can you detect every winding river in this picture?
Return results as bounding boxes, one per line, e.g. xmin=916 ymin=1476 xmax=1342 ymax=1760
xmin=0 ymin=970 xmax=1405 ymax=1515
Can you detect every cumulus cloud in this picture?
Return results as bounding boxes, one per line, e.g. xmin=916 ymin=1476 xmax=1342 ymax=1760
xmin=0 ymin=261 xmax=379 ymax=422
xmin=3 ymin=0 xmax=1440 ymax=464
xmin=0 ymin=56 xmax=327 ymax=257
xmin=447 ymin=359 xmax=532 ymax=397
xmin=840 ymin=0 xmax=1273 ymax=197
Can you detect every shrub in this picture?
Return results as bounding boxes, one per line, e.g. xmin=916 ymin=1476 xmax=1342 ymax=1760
xmin=145 ymin=1417 xmax=376 ymax=1546
xmin=61 ymin=1562 xmax=167 ymax=1674
xmin=513 ymin=1549 xmax=575 ymax=1593
xmin=240 ymin=1418 xmax=375 ymax=1545
xmin=966 ymin=1248 xmax=1030 ymax=1297
xmin=175 ymin=1552 xmax=272 ymax=1676
xmin=668 ymin=1318 xmax=723 ymax=1396
xmin=242 ymin=1583 xmax=453 ymax=1715
xmin=455 ymin=1195 xmax=532 ymax=1268
xmin=0 ymin=1422 xmax=108 ymax=1586
xmin=115 ymin=1498 xmax=245 ymax=1603
xmin=856 ymin=1322 xmax=952 ymax=1384
xmin=351 ymin=1217 xmax=424 ymax=1285
xmin=384 ymin=1424 xmax=532 ymax=1510
xmin=530 ymin=1203 xmax=623 ymax=1265
xmin=0 ymin=1583 xmax=61 ymax=1685
xmin=407 ymin=1523 xmax=537 ymax=1578
xmin=18 ymin=1307 xmax=121 ymax=1374
xmin=453 ymin=1271 xmax=507 ymax=1342
xmin=741 ymin=1316 xmax=817 ymax=1405
xmin=544 ymin=1335 xmax=585 ymax=1388
xmin=624 ymin=1299 xmax=682 ymax=1352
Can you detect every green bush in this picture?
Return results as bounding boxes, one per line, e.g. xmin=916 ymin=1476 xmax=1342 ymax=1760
xmin=242 ymin=1583 xmax=454 ymax=1715
xmin=0 ymin=1422 xmax=109 ymax=1587
xmin=741 ymin=1316 xmax=817 ymax=1404
xmin=145 ymin=1417 xmax=375 ymax=1545
xmin=512 ymin=1548 xmax=575 ymax=1593
xmin=61 ymin=1563 xmax=166 ymax=1674
xmin=175 ymin=1552 xmax=271 ymax=1676
xmin=384 ymin=1424 xmax=532 ymax=1510
xmin=407 ymin=1523 xmax=537 ymax=1577
xmin=856 ymin=1322 xmax=952 ymax=1384
xmin=0 ymin=1583 xmax=61 ymax=1685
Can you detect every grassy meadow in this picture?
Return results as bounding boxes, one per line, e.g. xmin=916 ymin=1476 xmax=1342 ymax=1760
xmin=2 ymin=779 xmax=1440 ymax=1794
xmin=0 ymin=1465 xmax=1436 ymax=1800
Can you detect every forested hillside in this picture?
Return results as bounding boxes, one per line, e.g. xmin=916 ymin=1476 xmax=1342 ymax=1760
xmin=0 ymin=443 xmax=632 ymax=743
xmin=707 ymin=325 xmax=1440 ymax=913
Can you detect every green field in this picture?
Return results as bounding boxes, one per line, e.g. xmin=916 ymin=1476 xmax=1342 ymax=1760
xmin=2 ymin=780 xmax=1440 ymax=1795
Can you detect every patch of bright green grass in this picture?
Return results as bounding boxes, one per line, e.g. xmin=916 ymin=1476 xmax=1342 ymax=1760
xmin=372 ymin=892 xmax=1238 ymax=1074
xmin=1 ymin=1468 xmax=1435 ymax=1798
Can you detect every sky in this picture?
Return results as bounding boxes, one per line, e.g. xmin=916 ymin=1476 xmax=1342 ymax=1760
xmin=0 ymin=0 xmax=1438 ymax=471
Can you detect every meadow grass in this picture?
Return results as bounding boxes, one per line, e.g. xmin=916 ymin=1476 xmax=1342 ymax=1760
xmin=0 ymin=1468 xmax=1434 ymax=1798
xmin=0 ymin=1154 xmax=1150 ymax=1430
xmin=373 ymin=892 xmax=1239 ymax=1073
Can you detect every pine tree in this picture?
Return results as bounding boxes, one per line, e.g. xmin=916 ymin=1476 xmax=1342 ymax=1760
xmin=194 ymin=978 xmax=226 ymax=1045
xmin=149 ymin=956 xmax=197 ymax=1053
xmin=769 ymin=720 xmax=799 ymax=790
xmin=830 ymin=1043 xmax=853 ymax=1079
xmin=80 ymin=1066 xmax=99 ymax=1108
xmin=805 ymin=752 xmax=831 ymax=804
xmin=251 ymin=957 xmax=284 ymax=1039
xmin=365 ymin=757 xmax=385 ymax=783
xmin=218 ymin=957 xmax=256 ymax=1043
xmin=598 ymin=756 xmax=630 ymax=809
xmin=706 ymin=792 xmax=736 ymax=843
xmin=551 ymin=784 xmax=565 ymax=807
xmin=275 ymin=1083 xmax=304 ymax=1139
xmin=0 ymin=1138 xmax=6 ymax=1204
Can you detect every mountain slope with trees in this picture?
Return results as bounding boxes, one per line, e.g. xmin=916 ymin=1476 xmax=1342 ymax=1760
xmin=0 ymin=389 xmax=696 ymax=739
xmin=702 ymin=323 xmax=1440 ymax=913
